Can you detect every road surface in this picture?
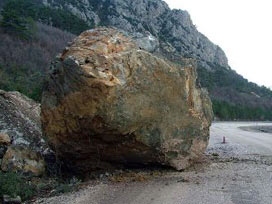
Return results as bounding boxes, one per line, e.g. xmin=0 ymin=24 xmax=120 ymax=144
xmin=37 ymin=122 xmax=272 ymax=204
xmin=209 ymin=122 xmax=272 ymax=156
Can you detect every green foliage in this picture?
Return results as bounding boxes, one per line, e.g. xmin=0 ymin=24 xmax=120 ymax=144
xmin=0 ymin=172 xmax=36 ymax=201
xmin=0 ymin=63 xmax=43 ymax=101
xmin=212 ymin=100 xmax=272 ymax=121
xmin=197 ymin=62 xmax=272 ymax=120
xmin=50 ymin=177 xmax=81 ymax=196
xmin=0 ymin=0 xmax=37 ymax=39
xmin=0 ymin=171 xmax=81 ymax=201
xmin=0 ymin=0 xmax=86 ymax=101
xmin=37 ymin=7 xmax=90 ymax=35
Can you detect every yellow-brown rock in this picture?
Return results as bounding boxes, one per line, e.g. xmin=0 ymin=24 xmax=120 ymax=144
xmin=0 ymin=133 xmax=11 ymax=146
xmin=1 ymin=146 xmax=45 ymax=176
xmin=41 ymin=27 xmax=213 ymax=173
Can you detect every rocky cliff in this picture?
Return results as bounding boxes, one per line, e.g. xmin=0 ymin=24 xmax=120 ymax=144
xmin=42 ymin=0 xmax=228 ymax=70
xmin=41 ymin=28 xmax=213 ymax=172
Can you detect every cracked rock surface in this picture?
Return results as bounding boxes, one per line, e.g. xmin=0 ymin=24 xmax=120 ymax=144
xmin=41 ymin=27 xmax=213 ymax=173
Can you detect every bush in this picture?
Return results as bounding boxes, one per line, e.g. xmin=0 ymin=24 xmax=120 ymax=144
xmin=52 ymin=177 xmax=81 ymax=196
xmin=0 ymin=172 xmax=36 ymax=201
xmin=0 ymin=171 xmax=82 ymax=201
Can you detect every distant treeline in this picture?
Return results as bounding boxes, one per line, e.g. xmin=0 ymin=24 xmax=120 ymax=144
xmin=212 ymin=100 xmax=272 ymax=121
xmin=198 ymin=63 xmax=272 ymax=99
xmin=197 ymin=63 xmax=272 ymax=121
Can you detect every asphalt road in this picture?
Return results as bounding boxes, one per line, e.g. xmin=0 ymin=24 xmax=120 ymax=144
xmin=37 ymin=122 xmax=272 ymax=204
xmin=209 ymin=122 xmax=272 ymax=156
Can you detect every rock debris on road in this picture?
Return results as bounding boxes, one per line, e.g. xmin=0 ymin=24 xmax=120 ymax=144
xmin=35 ymin=122 xmax=272 ymax=204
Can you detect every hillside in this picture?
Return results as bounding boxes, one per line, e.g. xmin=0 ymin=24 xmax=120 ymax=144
xmin=0 ymin=23 xmax=74 ymax=100
xmin=0 ymin=0 xmax=82 ymax=100
xmin=0 ymin=0 xmax=272 ymax=120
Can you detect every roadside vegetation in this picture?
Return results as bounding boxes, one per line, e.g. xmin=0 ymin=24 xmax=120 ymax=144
xmin=0 ymin=171 xmax=81 ymax=202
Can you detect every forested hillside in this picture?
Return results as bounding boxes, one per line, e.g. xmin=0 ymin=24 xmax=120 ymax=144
xmin=0 ymin=0 xmax=89 ymax=35
xmin=0 ymin=0 xmax=83 ymax=100
xmin=197 ymin=64 xmax=272 ymax=120
xmin=0 ymin=0 xmax=271 ymax=120
xmin=0 ymin=23 xmax=74 ymax=100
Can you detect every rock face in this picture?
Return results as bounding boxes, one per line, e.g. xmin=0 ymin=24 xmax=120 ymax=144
xmin=0 ymin=90 xmax=48 ymax=176
xmin=41 ymin=28 xmax=213 ymax=172
xmin=0 ymin=90 xmax=46 ymax=152
xmin=42 ymin=0 xmax=228 ymax=70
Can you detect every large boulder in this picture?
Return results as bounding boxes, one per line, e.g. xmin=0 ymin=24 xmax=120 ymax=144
xmin=41 ymin=27 xmax=213 ymax=173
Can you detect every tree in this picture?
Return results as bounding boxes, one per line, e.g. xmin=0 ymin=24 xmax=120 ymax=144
xmin=0 ymin=0 xmax=37 ymax=40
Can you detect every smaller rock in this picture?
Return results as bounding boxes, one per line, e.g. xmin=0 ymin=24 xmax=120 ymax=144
xmin=177 ymin=177 xmax=189 ymax=183
xmin=2 ymin=195 xmax=22 ymax=204
xmin=133 ymin=32 xmax=159 ymax=52
xmin=1 ymin=146 xmax=45 ymax=177
xmin=0 ymin=133 xmax=11 ymax=146
xmin=266 ymin=166 xmax=272 ymax=172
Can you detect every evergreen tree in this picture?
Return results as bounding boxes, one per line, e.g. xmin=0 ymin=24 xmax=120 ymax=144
xmin=0 ymin=0 xmax=36 ymax=40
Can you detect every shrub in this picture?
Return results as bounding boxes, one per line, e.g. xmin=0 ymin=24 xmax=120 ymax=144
xmin=0 ymin=171 xmax=82 ymax=201
xmin=0 ymin=172 xmax=36 ymax=201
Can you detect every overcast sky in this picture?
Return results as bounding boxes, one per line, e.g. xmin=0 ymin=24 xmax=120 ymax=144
xmin=164 ymin=0 xmax=272 ymax=88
